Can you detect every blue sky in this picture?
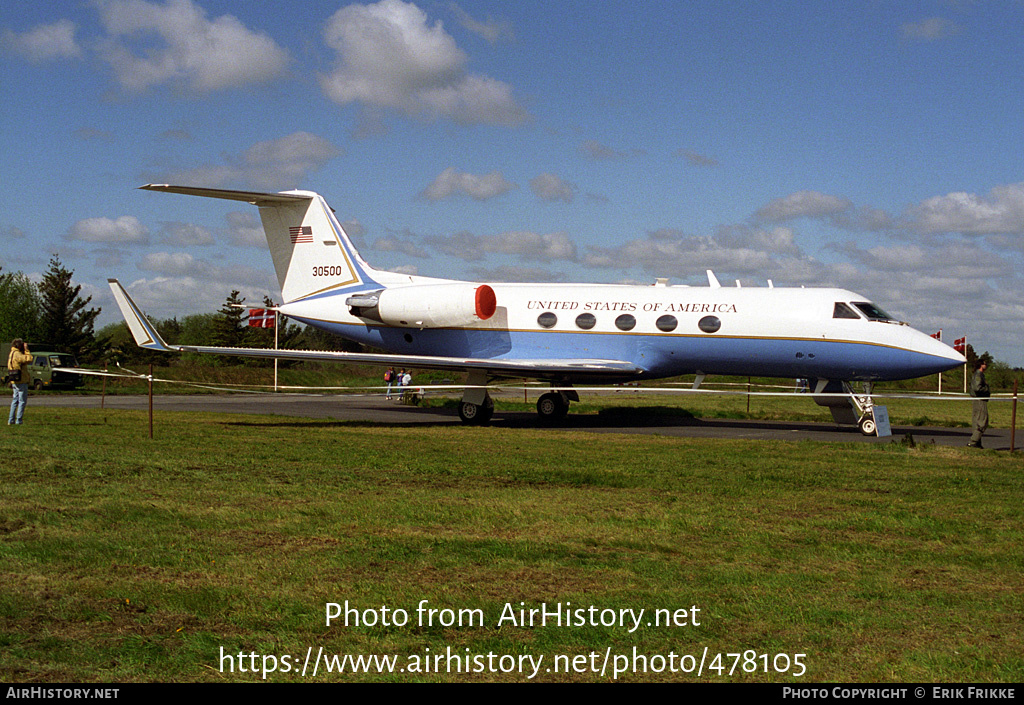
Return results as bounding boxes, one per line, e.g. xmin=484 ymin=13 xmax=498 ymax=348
xmin=2 ymin=0 xmax=1022 ymax=365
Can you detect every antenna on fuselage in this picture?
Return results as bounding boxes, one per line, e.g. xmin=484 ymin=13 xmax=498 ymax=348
xmin=706 ymin=270 xmax=721 ymax=288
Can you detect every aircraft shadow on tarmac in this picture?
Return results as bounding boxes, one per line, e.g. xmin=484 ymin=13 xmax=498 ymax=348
xmin=220 ymin=404 xmax=975 ymax=442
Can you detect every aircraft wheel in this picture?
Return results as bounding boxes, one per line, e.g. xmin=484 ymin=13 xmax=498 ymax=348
xmin=859 ymin=416 xmax=876 ymax=436
xmin=537 ymin=392 xmax=569 ymax=423
xmin=459 ymin=402 xmax=482 ymax=424
xmin=458 ymin=397 xmax=494 ymax=426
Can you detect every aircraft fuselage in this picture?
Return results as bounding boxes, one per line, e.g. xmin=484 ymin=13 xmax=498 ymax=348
xmin=278 ymin=282 xmax=963 ymax=383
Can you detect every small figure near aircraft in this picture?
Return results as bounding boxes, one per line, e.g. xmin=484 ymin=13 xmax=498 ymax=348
xmin=109 ymin=185 xmax=965 ymax=432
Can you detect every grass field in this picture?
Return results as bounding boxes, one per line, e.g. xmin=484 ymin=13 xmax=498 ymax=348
xmin=1 ymin=406 xmax=1021 ymax=682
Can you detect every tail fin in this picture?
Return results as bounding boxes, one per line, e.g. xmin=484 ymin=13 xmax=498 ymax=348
xmin=139 ymin=185 xmax=379 ymax=303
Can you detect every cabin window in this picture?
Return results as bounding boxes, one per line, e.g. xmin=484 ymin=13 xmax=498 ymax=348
xmin=537 ymin=312 xmax=557 ymax=329
xmin=615 ymin=314 xmax=636 ymax=331
xmin=656 ymin=315 xmax=678 ymax=332
xmin=852 ymin=302 xmax=894 ymax=321
xmin=698 ymin=315 xmax=721 ymax=333
xmin=575 ymin=312 xmax=597 ymax=330
xmin=833 ymin=302 xmax=860 ymax=319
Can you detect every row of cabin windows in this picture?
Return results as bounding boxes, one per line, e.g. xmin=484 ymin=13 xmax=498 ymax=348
xmin=833 ymin=302 xmax=894 ymax=321
xmin=536 ymin=311 xmax=722 ymax=334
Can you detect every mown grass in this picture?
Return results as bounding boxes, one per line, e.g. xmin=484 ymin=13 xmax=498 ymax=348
xmin=1 ymin=408 xmax=1021 ymax=682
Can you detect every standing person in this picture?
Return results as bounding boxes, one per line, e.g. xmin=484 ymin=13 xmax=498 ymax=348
xmin=384 ymin=367 xmax=395 ymax=399
xmin=7 ymin=339 xmax=32 ymax=426
xmin=396 ymin=369 xmax=406 ymax=397
xmin=968 ymin=361 xmax=990 ymax=448
xmin=401 ymin=369 xmax=413 ymax=403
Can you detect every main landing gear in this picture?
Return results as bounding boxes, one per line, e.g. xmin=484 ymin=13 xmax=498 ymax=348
xmin=456 ymin=377 xmax=578 ymax=426
xmin=458 ymin=371 xmax=494 ymax=426
xmin=536 ymin=391 xmax=577 ymax=424
xmin=458 ymin=394 xmax=494 ymax=425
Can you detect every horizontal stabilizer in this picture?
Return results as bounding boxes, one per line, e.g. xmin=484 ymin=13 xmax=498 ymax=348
xmin=139 ymin=184 xmax=312 ymax=205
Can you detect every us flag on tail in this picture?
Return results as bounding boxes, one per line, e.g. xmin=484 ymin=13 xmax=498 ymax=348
xmin=289 ymin=226 xmax=313 ymax=243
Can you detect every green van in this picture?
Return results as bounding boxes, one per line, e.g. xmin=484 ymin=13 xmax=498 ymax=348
xmin=22 ymin=350 xmax=84 ymax=390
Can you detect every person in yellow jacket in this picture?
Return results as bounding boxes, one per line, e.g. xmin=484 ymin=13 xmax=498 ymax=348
xmin=7 ymin=339 xmax=32 ymax=425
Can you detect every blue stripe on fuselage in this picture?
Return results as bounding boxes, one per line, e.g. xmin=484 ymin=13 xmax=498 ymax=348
xmin=288 ymin=317 xmax=958 ymax=381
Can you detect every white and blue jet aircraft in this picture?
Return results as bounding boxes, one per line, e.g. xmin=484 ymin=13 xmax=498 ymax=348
xmin=108 ymin=185 xmax=965 ymax=430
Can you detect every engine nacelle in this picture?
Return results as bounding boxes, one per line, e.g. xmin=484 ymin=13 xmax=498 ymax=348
xmin=347 ymin=284 xmax=496 ymax=328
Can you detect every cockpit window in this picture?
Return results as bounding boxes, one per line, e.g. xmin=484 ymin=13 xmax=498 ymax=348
xmin=833 ymin=302 xmax=861 ymax=319
xmin=852 ymin=302 xmax=894 ymax=321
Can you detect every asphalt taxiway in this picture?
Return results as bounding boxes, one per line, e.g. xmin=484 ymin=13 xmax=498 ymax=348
xmin=31 ymin=392 xmax=1015 ymax=449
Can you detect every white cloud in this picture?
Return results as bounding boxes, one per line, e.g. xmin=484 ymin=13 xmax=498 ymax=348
xmin=372 ymin=234 xmax=430 ymax=258
xmin=67 ymin=216 xmax=148 ymax=244
xmin=469 ymin=265 xmax=566 ymax=282
xmin=420 ymin=167 xmax=514 ymax=201
xmin=674 ymin=150 xmax=719 ymax=167
xmin=160 ymin=132 xmax=341 ymax=190
xmin=426 ymin=230 xmax=578 ymax=262
xmin=580 ymin=140 xmax=642 ymax=160
xmin=135 ymin=253 xmax=275 ymax=290
xmin=225 ymin=211 xmax=267 ymax=249
xmin=847 ymin=242 xmax=1013 ymax=280
xmin=3 ymin=20 xmax=82 ymax=62
xmin=157 ymin=221 xmax=215 ymax=246
xmin=902 ymin=17 xmax=960 ymax=42
xmin=447 ymin=3 xmax=514 ymax=44
xmin=756 ymin=191 xmax=853 ymax=222
xmin=530 ymin=173 xmax=576 ymax=202
xmin=908 ymin=183 xmax=1024 ymax=235
xmin=138 ymin=251 xmax=203 ymax=276
xmin=489 ymin=231 xmax=577 ymax=262
xmin=96 ymin=0 xmax=290 ymax=92
xmin=319 ymin=0 xmax=527 ymax=125
xmin=714 ymin=225 xmax=801 ymax=256
xmin=582 ymin=226 xmax=811 ymax=280
xmin=120 ymin=275 xmax=278 ymax=320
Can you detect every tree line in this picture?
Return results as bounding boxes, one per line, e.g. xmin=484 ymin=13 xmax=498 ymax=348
xmin=0 ymin=256 xmax=100 ymax=362
xmin=1 ymin=258 xmax=359 ymax=368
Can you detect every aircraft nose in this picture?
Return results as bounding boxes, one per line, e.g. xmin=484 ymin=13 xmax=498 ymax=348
xmin=912 ymin=330 xmax=966 ymax=374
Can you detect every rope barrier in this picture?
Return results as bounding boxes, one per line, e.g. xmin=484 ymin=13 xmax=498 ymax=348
xmin=53 ymin=366 xmax=1017 ymax=402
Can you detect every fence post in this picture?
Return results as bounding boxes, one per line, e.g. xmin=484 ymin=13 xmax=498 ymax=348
xmin=1011 ymin=379 xmax=1018 ymax=453
xmin=148 ymin=363 xmax=153 ymax=440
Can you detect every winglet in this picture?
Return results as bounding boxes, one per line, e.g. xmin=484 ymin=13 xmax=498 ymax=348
xmin=107 ymin=279 xmax=178 ymax=352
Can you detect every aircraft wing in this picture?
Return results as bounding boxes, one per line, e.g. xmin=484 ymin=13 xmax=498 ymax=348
xmin=107 ymin=279 xmax=642 ymax=379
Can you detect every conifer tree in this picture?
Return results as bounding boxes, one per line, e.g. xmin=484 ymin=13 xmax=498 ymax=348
xmin=37 ymin=255 xmax=100 ymax=361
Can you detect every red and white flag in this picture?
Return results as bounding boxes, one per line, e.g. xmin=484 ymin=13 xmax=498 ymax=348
xmin=248 ymin=308 xmax=275 ymax=328
xmin=930 ymin=330 xmax=942 ymax=340
xmin=953 ymin=336 xmax=966 ymax=354
xmin=289 ymin=226 xmax=313 ymax=243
